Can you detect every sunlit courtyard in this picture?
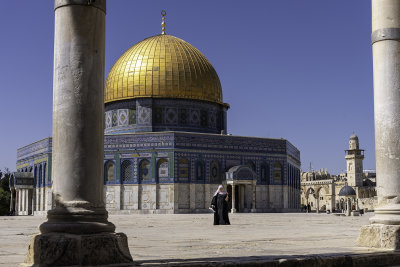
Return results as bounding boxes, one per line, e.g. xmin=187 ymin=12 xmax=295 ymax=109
xmin=0 ymin=212 xmax=381 ymax=266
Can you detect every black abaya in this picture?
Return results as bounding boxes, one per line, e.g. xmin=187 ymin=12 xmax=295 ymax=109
xmin=211 ymin=193 xmax=230 ymax=225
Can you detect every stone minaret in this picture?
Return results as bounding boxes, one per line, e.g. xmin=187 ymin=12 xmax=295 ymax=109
xmin=345 ymin=134 xmax=364 ymax=187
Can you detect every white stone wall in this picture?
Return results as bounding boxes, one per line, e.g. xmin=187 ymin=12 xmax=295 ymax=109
xmin=30 ymin=186 xmax=51 ymax=216
xmin=358 ymin=197 xmax=377 ymax=211
xmin=256 ymin=185 xmax=269 ymax=210
xmin=24 ymin=183 xmax=300 ymax=215
xmin=178 ymin=184 xmax=190 ymax=210
xmin=105 ymin=184 xmax=176 ymax=214
xmin=268 ymin=185 xmax=284 ymax=210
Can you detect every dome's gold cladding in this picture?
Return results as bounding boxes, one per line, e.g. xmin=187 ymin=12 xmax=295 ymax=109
xmin=105 ymin=34 xmax=223 ymax=104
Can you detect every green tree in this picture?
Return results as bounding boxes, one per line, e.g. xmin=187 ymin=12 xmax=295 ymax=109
xmin=0 ymin=169 xmax=11 ymax=216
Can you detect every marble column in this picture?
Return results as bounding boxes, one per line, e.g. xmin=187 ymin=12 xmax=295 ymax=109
xmin=35 ymin=188 xmax=39 ymax=211
xmin=25 ymin=189 xmax=29 ymax=214
xmin=251 ymin=182 xmax=256 ymax=212
xmin=358 ymin=0 xmax=400 ymax=249
xmin=231 ymin=184 xmax=236 ymax=213
xmin=346 ymin=198 xmax=351 ymax=216
xmin=41 ymin=187 xmax=45 ymax=211
xmin=240 ymin=185 xmax=245 ymax=211
xmin=9 ymin=189 xmax=14 ymax=214
xmin=24 ymin=1 xmax=133 ymax=265
xmin=21 ymin=189 xmax=25 ymax=214
xmin=16 ymin=190 xmax=19 ymax=215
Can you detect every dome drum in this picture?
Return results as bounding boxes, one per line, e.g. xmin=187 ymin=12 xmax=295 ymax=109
xmin=104 ymin=98 xmax=228 ymax=134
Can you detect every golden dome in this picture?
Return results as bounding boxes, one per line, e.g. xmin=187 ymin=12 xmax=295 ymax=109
xmin=105 ymin=34 xmax=223 ymax=104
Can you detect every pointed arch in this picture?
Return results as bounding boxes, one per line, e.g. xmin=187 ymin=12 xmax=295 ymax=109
xmin=157 ymin=158 xmax=169 ymax=182
xmin=196 ymin=160 xmax=205 ymax=181
xmin=104 ymin=161 xmax=115 ymax=182
xmin=139 ymin=159 xmax=151 ymax=183
xmin=121 ymin=160 xmax=133 ymax=183
xmin=273 ymin=162 xmax=282 ymax=181
xmin=178 ymin=158 xmax=189 ymax=181
xmin=211 ymin=160 xmax=220 ymax=183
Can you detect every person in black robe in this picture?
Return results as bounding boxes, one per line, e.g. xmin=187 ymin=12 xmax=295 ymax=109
xmin=211 ymin=185 xmax=230 ymax=225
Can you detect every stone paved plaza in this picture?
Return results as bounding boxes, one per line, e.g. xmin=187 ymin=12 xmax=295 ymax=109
xmin=1 ymin=212 xmax=393 ymax=266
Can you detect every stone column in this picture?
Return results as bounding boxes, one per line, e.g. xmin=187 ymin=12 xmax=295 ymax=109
xmin=358 ymin=0 xmax=400 ymax=249
xmin=231 ymin=184 xmax=236 ymax=213
xmin=31 ymin=189 xmax=35 ymax=213
xmin=241 ymin=185 xmax=246 ymax=212
xmin=25 ymin=189 xmax=29 ymax=214
xmin=40 ymin=185 xmax=46 ymax=211
xmin=346 ymin=198 xmax=351 ymax=216
xmin=16 ymin=190 xmax=19 ymax=215
xmin=251 ymin=182 xmax=256 ymax=212
xmin=28 ymin=189 xmax=32 ymax=215
xmin=9 ymin=188 xmax=14 ymax=214
xmin=22 ymin=189 xmax=25 ymax=214
xmin=24 ymin=1 xmax=132 ymax=265
xmin=35 ymin=188 xmax=39 ymax=211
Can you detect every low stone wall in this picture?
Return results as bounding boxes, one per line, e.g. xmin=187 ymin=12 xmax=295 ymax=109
xmin=358 ymin=197 xmax=377 ymax=211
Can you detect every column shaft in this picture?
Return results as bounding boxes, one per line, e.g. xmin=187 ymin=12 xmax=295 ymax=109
xmin=10 ymin=189 xmax=14 ymax=214
xmin=358 ymin=0 xmax=400 ymax=249
xmin=25 ymin=1 xmax=133 ymax=265
xmin=371 ymin=0 xmax=400 ymax=224
xmin=39 ymin=0 xmax=114 ymax=235
xmin=16 ymin=190 xmax=19 ymax=214
xmin=231 ymin=184 xmax=236 ymax=213
xmin=251 ymin=183 xmax=256 ymax=212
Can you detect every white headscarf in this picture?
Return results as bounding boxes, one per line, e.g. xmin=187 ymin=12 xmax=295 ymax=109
xmin=214 ymin=185 xmax=228 ymax=196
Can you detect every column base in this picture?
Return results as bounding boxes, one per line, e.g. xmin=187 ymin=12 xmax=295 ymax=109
xmin=357 ymin=224 xmax=400 ymax=249
xmin=231 ymin=208 xmax=236 ymax=213
xmin=24 ymin=232 xmax=133 ymax=266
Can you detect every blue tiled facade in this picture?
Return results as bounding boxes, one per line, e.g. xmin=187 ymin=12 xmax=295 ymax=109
xmin=104 ymin=98 xmax=228 ymax=135
xmin=16 ymin=132 xmax=300 ymax=191
xmin=16 ymin=138 xmax=52 ymax=188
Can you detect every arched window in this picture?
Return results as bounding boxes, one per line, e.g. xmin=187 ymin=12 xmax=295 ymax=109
xmin=29 ymin=167 xmax=32 ymax=173
xmin=121 ymin=160 xmax=133 ymax=183
xmin=39 ymin=165 xmax=43 ymax=186
xmin=139 ymin=159 xmax=151 ymax=183
xmin=247 ymin=160 xmax=255 ymax=171
xmin=196 ymin=160 xmax=204 ymax=181
xmin=211 ymin=160 xmax=219 ymax=183
xmin=261 ymin=163 xmax=269 ymax=183
xmin=105 ymin=161 xmax=115 ymax=182
xmin=273 ymin=163 xmax=282 ymax=180
xmin=178 ymin=158 xmax=189 ymax=179
xmin=157 ymin=158 xmax=169 ymax=181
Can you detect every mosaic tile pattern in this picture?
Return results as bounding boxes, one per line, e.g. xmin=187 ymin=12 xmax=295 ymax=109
xmin=118 ymin=109 xmax=129 ymax=126
xmin=18 ymin=132 xmax=301 ymax=187
xmin=104 ymin=98 xmax=226 ymax=134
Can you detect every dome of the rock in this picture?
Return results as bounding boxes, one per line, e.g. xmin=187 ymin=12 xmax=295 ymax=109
xmin=105 ymin=34 xmax=223 ymax=105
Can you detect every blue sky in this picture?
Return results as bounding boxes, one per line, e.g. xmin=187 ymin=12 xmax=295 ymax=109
xmin=0 ymin=1 xmax=374 ymax=174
